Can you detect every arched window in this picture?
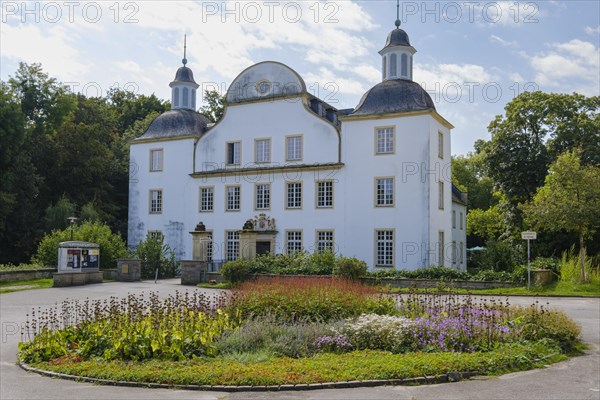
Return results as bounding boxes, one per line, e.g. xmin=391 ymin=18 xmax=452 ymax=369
xmin=382 ymin=56 xmax=387 ymax=80
xmin=182 ymin=87 xmax=189 ymax=108
xmin=390 ymin=53 xmax=397 ymax=77
xmin=173 ymin=87 xmax=180 ymax=107
xmin=191 ymin=89 xmax=196 ymax=109
xmin=401 ymin=54 xmax=408 ymax=77
xmin=409 ymin=57 xmax=413 ymax=79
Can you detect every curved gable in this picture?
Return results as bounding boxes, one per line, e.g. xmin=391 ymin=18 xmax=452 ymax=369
xmin=226 ymin=61 xmax=306 ymax=104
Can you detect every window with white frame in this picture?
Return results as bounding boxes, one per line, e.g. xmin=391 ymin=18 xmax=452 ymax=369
xmin=375 ymin=230 xmax=394 ymax=267
xmin=150 ymin=190 xmax=162 ymax=214
xmin=206 ymin=232 xmax=213 ymax=261
xmin=227 ymin=142 xmax=241 ymax=165
xmin=376 ymin=127 xmax=394 ymax=154
xmin=376 ymin=178 xmax=394 ymax=206
xmin=199 ymin=187 xmax=214 ymax=212
xmin=452 ymin=210 xmax=456 ymax=228
xmin=286 ymin=136 xmax=303 ymax=161
xmin=148 ymin=230 xmax=163 ymax=240
xmin=438 ymin=231 xmax=445 ymax=265
xmin=316 ymin=181 xmax=333 ymax=208
xmin=286 ymin=182 xmax=302 ymax=209
xmin=460 ymin=241 xmax=464 ymax=264
xmin=255 ymin=139 xmax=271 ymax=163
xmin=226 ymin=231 xmax=239 ymax=261
xmin=150 ymin=149 xmax=163 ymax=172
xmin=460 ymin=212 xmax=464 ymax=230
xmin=286 ymin=231 xmax=303 ymax=254
xmin=438 ymin=131 xmax=444 ymax=159
xmin=226 ymin=186 xmax=240 ymax=211
xmin=438 ymin=181 xmax=444 ymax=210
xmin=452 ymin=240 xmax=457 ymax=264
xmin=255 ymin=184 xmax=270 ymax=210
xmin=316 ymin=230 xmax=334 ymax=253
xmin=390 ymin=53 xmax=397 ymax=76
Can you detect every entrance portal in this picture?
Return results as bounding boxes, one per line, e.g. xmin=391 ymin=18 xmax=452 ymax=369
xmin=256 ymin=241 xmax=271 ymax=255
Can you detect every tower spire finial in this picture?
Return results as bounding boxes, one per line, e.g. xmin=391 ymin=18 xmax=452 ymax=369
xmin=182 ymin=34 xmax=188 ymax=66
xmin=395 ymin=0 xmax=401 ymax=28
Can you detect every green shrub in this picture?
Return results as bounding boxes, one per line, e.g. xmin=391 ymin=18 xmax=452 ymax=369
xmin=471 ymin=269 xmax=514 ymax=282
xmin=517 ymin=306 xmax=581 ymax=352
xmin=135 ymin=234 xmax=178 ymax=279
xmin=34 ymin=221 xmax=127 ymax=269
xmin=221 ymin=259 xmax=252 ymax=283
xmin=0 ymin=262 xmax=48 ymax=271
xmin=333 ymin=257 xmax=368 ymax=280
xmin=476 ymin=239 xmax=522 ymax=272
xmin=302 ymin=249 xmax=336 ymax=275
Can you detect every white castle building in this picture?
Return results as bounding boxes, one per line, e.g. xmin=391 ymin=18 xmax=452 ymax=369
xmin=128 ymin=19 xmax=468 ymax=270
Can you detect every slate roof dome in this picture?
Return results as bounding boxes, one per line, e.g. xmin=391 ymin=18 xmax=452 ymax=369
xmin=382 ymin=28 xmax=411 ymax=50
xmin=172 ymin=66 xmax=197 ymax=84
xmin=137 ymin=109 xmax=210 ymax=140
xmin=351 ymin=79 xmax=435 ymax=116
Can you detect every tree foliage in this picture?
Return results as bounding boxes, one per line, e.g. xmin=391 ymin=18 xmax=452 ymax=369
xmin=522 ymin=151 xmax=600 ymax=281
xmin=199 ymin=89 xmax=225 ymax=123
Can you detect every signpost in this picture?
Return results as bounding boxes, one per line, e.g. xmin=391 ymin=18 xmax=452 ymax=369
xmin=521 ymin=231 xmax=537 ymax=290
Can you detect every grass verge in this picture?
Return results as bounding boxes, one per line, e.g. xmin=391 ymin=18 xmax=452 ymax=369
xmin=386 ymin=280 xmax=600 ymax=297
xmin=197 ymin=282 xmax=232 ymax=289
xmin=31 ymin=341 xmax=568 ymax=387
xmin=0 ymin=279 xmax=53 ymax=294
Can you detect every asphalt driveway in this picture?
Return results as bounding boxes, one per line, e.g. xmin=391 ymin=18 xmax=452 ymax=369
xmin=1 ymin=280 xmax=598 ymax=400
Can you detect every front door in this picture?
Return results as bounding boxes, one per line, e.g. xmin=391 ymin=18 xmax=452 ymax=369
xmin=256 ymin=241 xmax=271 ymax=256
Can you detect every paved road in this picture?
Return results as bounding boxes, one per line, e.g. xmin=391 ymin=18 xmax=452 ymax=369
xmin=1 ymin=280 xmax=598 ymax=400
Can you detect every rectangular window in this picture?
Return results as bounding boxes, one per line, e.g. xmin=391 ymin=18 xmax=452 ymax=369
xmin=316 ymin=230 xmax=334 ymax=253
xmin=376 ymin=127 xmax=394 ymax=154
xmin=460 ymin=212 xmax=464 ymax=230
xmin=199 ymin=187 xmax=214 ymax=212
xmin=150 ymin=190 xmax=162 ymax=214
xmin=375 ymin=178 xmax=394 ymax=207
xmin=226 ymin=231 xmax=239 ymax=261
xmin=148 ymin=230 xmax=163 ymax=240
xmin=316 ymin=181 xmax=333 ymax=208
xmin=150 ymin=149 xmax=163 ymax=172
xmin=452 ymin=240 xmax=457 ymax=264
xmin=375 ymin=230 xmax=394 ymax=267
xmin=227 ymin=142 xmax=241 ymax=165
xmin=452 ymin=210 xmax=456 ymax=228
xmin=438 ymin=181 xmax=444 ymax=210
xmin=226 ymin=186 xmax=240 ymax=211
xmin=255 ymin=184 xmax=271 ymax=210
xmin=438 ymin=231 xmax=445 ymax=265
xmin=255 ymin=139 xmax=271 ymax=163
xmin=460 ymin=241 xmax=464 ymax=264
xmin=206 ymin=232 xmax=213 ymax=262
xmin=286 ymin=182 xmax=302 ymax=209
xmin=438 ymin=131 xmax=444 ymax=159
xmin=286 ymin=136 xmax=303 ymax=161
xmin=286 ymin=231 xmax=303 ymax=254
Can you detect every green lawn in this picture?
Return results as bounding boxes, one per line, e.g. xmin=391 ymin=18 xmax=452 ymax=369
xmin=0 ymin=279 xmax=53 ymax=294
xmin=197 ymin=282 xmax=232 ymax=289
xmin=387 ymin=280 xmax=600 ymax=297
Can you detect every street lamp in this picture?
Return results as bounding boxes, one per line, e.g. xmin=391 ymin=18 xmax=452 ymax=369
xmin=67 ymin=216 xmax=78 ymax=240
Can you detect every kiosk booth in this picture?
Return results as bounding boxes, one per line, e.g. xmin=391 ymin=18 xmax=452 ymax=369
xmin=53 ymin=241 xmax=103 ymax=287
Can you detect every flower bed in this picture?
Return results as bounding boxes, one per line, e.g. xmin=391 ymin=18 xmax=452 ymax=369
xmin=18 ymin=277 xmax=582 ymax=388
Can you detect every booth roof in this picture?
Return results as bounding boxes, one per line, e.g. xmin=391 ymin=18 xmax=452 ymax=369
xmin=58 ymin=241 xmax=100 ymax=248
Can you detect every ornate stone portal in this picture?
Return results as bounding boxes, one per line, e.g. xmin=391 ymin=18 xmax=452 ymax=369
xmin=240 ymin=214 xmax=278 ymax=259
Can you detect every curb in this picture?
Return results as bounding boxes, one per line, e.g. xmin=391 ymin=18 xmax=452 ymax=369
xmin=19 ymin=363 xmax=480 ymax=392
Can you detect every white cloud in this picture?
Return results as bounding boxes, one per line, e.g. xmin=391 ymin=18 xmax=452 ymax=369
xmin=0 ymin=23 xmax=90 ymax=82
xmin=584 ymin=26 xmax=600 ymax=36
xmin=528 ymin=39 xmax=599 ymax=95
xmin=489 ymin=34 xmax=518 ymax=48
xmin=303 ymin=66 xmax=368 ymax=104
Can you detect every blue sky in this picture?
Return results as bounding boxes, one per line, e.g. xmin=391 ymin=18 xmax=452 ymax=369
xmin=1 ymin=1 xmax=599 ymax=155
